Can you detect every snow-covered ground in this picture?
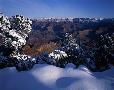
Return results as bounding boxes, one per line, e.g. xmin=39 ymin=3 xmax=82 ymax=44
xmin=0 ymin=64 xmax=114 ymax=90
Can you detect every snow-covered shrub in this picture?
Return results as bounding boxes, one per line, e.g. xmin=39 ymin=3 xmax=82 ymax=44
xmin=92 ymin=33 xmax=114 ymax=71
xmin=46 ymin=33 xmax=84 ymax=68
xmin=61 ymin=33 xmax=84 ymax=67
xmin=49 ymin=50 xmax=68 ymax=60
xmin=14 ymin=55 xmax=36 ymax=71
xmin=48 ymin=50 xmax=68 ymax=67
xmin=63 ymin=33 xmax=80 ymax=49
xmin=0 ymin=13 xmax=36 ymax=71
xmin=61 ymin=32 xmax=114 ymax=71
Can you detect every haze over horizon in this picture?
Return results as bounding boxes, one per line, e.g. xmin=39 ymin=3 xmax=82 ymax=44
xmin=0 ymin=0 xmax=114 ymax=18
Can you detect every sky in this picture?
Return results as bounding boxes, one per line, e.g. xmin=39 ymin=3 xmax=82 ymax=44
xmin=0 ymin=0 xmax=114 ymax=18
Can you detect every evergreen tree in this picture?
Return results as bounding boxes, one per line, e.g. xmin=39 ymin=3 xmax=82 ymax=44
xmin=0 ymin=13 xmax=36 ymax=71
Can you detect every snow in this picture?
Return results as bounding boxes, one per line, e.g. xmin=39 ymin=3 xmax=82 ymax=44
xmin=13 ymin=54 xmax=31 ymax=61
xmin=49 ymin=50 xmax=68 ymax=60
xmin=8 ymin=30 xmax=27 ymax=48
xmin=0 ymin=64 xmax=114 ymax=90
xmin=65 ymin=63 xmax=76 ymax=68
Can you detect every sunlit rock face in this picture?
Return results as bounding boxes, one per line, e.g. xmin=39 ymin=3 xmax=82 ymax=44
xmin=0 ymin=13 xmax=35 ymax=71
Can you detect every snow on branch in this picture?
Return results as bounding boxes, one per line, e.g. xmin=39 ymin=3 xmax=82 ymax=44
xmin=0 ymin=13 xmax=36 ymax=71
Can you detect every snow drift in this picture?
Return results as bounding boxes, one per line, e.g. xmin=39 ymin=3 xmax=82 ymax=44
xmin=0 ymin=64 xmax=114 ymax=90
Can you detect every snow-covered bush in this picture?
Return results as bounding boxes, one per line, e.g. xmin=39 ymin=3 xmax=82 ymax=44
xmin=61 ymin=33 xmax=114 ymax=71
xmin=0 ymin=13 xmax=36 ymax=71
xmin=15 ymin=55 xmax=36 ymax=71
xmin=48 ymin=50 xmax=68 ymax=67
xmin=61 ymin=33 xmax=84 ymax=67
xmin=49 ymin=50 xmax=68 ymax=60
xmin=63 ymin=33 xmax=80 ymax=50
xmin=81 ymin=33 xmax=114 ymax=72
xmin=46 ymin=33 xmax=83 ymax=68
xmin=92 ymin=33 xmax=114 ymax=71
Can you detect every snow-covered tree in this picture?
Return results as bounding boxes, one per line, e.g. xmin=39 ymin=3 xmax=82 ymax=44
xmin=47 ymin=33 xmax=82 ymax=68
xmin=61 ymin=33 xmax=83 ymax=67
xmin=93 ymin=33 xmax=114 ymax=71
xmin=0 ymin=13 xmax=36 ymax=71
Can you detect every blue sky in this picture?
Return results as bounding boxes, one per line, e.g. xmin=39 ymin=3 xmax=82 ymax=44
xmin=0 ymin=0 xmax=114 ymax=18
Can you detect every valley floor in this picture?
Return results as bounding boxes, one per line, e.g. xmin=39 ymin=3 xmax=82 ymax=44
xmin=0 ymin=64 xmax=114 ymax=90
